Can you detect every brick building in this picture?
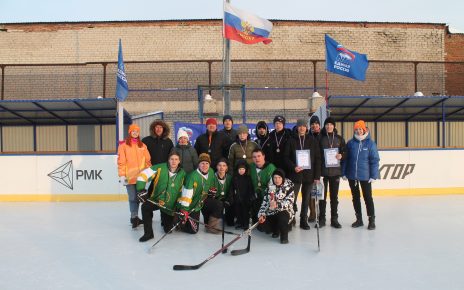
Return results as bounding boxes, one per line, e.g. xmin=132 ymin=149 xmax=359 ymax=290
xmin=0 ymin=20 xmax=463 ymax=149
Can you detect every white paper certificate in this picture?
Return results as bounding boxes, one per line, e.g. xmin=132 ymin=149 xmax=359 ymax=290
xmin=296 ymin=150 xmax=311 ymax=169
xmin=324 ymin=148 xmax=340 ymax=168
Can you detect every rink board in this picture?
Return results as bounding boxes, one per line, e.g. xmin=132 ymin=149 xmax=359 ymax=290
xmin=0 ymin=149 xmax=463 ymax=201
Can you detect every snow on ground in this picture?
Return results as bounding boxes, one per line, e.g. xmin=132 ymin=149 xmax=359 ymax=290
xmin=1 ymin=195 xmax=463 ymax=290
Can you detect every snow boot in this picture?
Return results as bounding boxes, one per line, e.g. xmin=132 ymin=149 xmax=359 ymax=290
xmin=206 ymin=216 xmax=222 ymax=234
xmin=280 ymin=232 xmax=289 ymax=244
xmin=300 ymin=218 xmax=310 ymax=230
xmin=351 ymin=214 xmax=364 ymax=228
xmin=139 ymin=233 xmax=154 ymax=242
xmin=131 ymin=217 xmax=143 ymax=229
xmin=319 ymin=215 xmax=326 ymax=228
xmin=368 ymin=216 xmax=376 ymax=230
xmin=331 ymin=216 xmax=342 ymax=229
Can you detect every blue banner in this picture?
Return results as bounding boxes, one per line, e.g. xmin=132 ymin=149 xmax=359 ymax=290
xmin=174 ymin=122 xmax=296 ymax=145
xmin=115 ymin=39 xmax=129 ymax=102
xmin=325 ymin=34 xmax=369 ymax=81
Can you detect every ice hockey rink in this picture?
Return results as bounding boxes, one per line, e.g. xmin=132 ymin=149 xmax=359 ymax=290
xmin=1 ymin=195 xmax=463 ymax=290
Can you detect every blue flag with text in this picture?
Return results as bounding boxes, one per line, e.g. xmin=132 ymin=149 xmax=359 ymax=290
xmin=115 ymin=39 xmax=129 ymax=101
xmin=325 ymin=34 xmax=369 ymax=81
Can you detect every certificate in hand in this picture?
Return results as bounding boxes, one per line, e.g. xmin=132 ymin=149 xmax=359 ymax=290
xmin=296 ymin=150 xmax=311 ymax=170
xmin=324 ymin=148 xmax=340 ymax=168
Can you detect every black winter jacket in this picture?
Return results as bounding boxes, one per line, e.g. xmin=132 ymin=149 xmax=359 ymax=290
xmin=268 ymin=128 xmax=293 ymax=171
xmin=194 ymin=131 xmax=229 ymax=168
xmin=284 ymin=133 xmax=322 ymax=184
xmin=319 ymin=128 xmax=346 ymax=177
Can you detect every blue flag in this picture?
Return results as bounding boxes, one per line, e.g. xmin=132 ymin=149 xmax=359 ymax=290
xmin=115 ymin=39 xmax=129 ymax=101
xmin=325 ymin=34 xmax=369 ymax=81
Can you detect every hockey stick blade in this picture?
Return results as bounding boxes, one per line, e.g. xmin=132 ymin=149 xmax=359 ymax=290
xmin=173 ymin=222 xmax=259 ymax=271
xmin=230 ymin=235 xmax=251 ymax=256
xmin=173 ymin=261 xmax=206 ymax=271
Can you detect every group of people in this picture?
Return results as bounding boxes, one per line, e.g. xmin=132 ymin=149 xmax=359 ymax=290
xmin=117 ymin=114 xmax=380 ymax=245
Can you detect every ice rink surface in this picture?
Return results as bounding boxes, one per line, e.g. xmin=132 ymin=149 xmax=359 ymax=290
xmin=1 ymin=195 xmax=463 ymax=290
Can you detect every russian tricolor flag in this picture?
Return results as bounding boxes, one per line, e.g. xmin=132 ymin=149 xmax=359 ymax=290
xmin=223 ymin=2 xmax=273 ymax=45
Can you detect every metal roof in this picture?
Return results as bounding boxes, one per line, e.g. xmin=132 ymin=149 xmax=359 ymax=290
xmin=0 ymin=98 xmax=131 ymax=126
xmin=328 ymin=95 xmax=464 ymax=122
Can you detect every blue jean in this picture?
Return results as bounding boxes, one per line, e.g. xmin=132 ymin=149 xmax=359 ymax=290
xmin=125 ymin=184 xmax=139 ymax=218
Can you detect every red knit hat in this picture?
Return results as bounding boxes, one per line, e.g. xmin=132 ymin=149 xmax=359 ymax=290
xmin=205 ymin=118 xmax=217 ymax=126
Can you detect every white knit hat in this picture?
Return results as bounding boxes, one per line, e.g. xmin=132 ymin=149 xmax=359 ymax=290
xmin=177 ymin=129 xmax=189 ymax=140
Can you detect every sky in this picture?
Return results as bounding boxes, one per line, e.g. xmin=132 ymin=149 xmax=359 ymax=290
xmin=1 ymin=0 xmax=463 ymax=32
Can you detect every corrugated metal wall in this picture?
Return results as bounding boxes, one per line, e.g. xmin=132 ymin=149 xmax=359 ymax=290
xmin=2 ymin=126 xmax=34 ymax=152
xmin=102 ymin=125 xmax=116 ymax=151
xmin=68 ymin=125 xmax=100 ymax=151
xmin=36 ymin=126 xmax=67 ymax=151
xmin=446 ymin=122 xmax=464 ymax=147
xmin=408 ymin=122 xmax=438 ymax=147
xmin=2 ymin=121 xmax=464 ymax=152
xmin=376 ymin=122 xmax=405 ymax=148
xmin=1 ymin=125 xmax=116 ymax=153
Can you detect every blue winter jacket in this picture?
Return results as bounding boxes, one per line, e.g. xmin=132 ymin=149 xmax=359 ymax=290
xmin=342 ymin=132 xmax=380 ymax=181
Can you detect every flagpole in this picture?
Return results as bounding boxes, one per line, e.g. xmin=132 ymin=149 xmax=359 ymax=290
xmin=325 ymin=70 xmax=329 ymax=110
xmin=118 ymin=101 xmax=124 ymax=143
xmin=222 ymin=0 xmax=231 ymax=116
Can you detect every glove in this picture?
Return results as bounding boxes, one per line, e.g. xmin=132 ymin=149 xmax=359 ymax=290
xmin=342 ymin=176 xmax=347 ymax=181
xmin=137 ymin=190 xmax=149 ymax=203
xmin=180 ymin=210 xmax=189 ymax=224
xmin=207 ymin=187 xmax=217 ymax=198
xmin=368 ymin=178 xmax=376 ymax=183
xmin=119 ymin=176 xmax=127 ymax=185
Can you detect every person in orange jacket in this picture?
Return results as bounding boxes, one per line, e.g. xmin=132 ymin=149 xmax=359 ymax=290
xmin=118 ymin=124 xmax=151 ymax=228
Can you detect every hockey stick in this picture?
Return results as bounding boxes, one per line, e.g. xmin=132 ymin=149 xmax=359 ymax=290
xmin=173 ymin=221 xmax=260 ymax=271
xmin=221 ymin=202 xmax=227 ymax=254
xmin=145 ymin=199 xmax=240 ymax=236
xmin=230 ymin=212 xmax=253 ymax=256
xmin=230 ymin=225 xmax=252 ymax=256
xmin=311 ymin=183 xmax=323 ymax=252
xmin=147 ymin=220 xmax=182 ymax=253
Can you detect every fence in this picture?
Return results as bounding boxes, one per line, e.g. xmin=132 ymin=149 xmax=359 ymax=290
xmin=2 ymin=60 xmax=464 ymax=102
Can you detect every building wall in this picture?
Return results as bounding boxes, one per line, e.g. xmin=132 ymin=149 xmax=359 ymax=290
xmin=0 ymin=21 xmax=447 ymax=63
xmin=445 ymin=32 xmax=464 ymax=95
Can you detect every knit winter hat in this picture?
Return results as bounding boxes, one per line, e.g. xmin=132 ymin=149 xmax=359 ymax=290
xmin=198 ymin=153 xmax=211 ymax=164
xmin=354 ymin=120 xmax=367 ymax=132
xmin=296 ymin=118 xmax=307 ymax=128
xmin=217 ymin=157 xmax=229 ymax=167
xmin=256 ymin=121 xmax=267 ymax=130
xmin=310 ymin=115 xmax=320 ymax=125
xmin=223 ymin=115 xmax=233 ymax=123
xmin=324 ymin=117 xmax=336 ymax=128
xmin=128 ymin=124 xmax=140 ymax=134
xmin=236 ymin=159 xmax=248 ymax=170
xmin=177 ymin=128 xmax=189 ymax=140
xmin=273 ymin=115 xmax=286 ymax=125
xmin=272 ymin=168 xmax=286 ymax=180
xmin=237 ymin=125 xmax=248 ymax=135
xmin=205 ymin=118 xmax=217 ymax=126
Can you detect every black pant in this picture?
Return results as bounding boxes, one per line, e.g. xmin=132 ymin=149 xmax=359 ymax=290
xmin=348 ymin=179 xmax=375 ymax=217
xmin=201 ymin=197 xmax=224 ymax=224
xmin=320 ymin=176 xmax=340 ymax=218
xmin=251 ymin=197 xmax=263 ymax=224
xmin=225 ymin=204 xmax=235 ymax=226
xmin=265 ymin=211 xmax=290 ymax=241
xmin=179 ymin=211 xmax=201 ymax=234
xmin=293 ymin=182 xmax=312 ymax=220
xmin=234 ymin=201 xmax=251 ymax=227
xmin=141 ymin=202 xmax=175 ymax=234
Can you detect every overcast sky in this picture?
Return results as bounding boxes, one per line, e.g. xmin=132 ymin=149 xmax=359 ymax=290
xmin=1 ymin=0 xmax=463 ymax=32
